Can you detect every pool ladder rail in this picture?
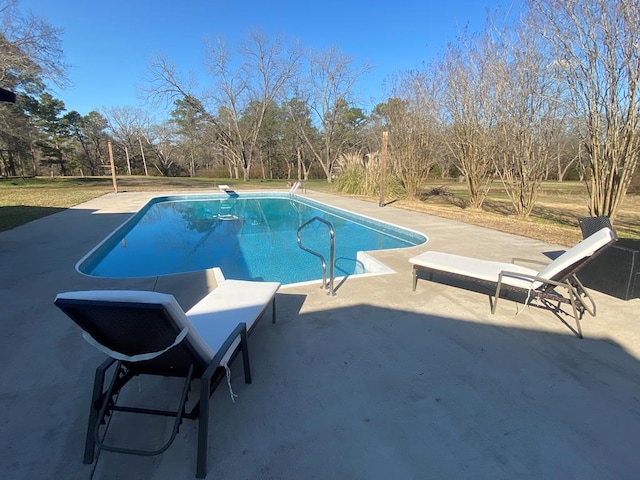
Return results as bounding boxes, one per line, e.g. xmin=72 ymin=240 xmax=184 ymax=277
xmin=289 ymin=181 xmax=305 ymax=196
xmin=297 ymin=216 xmax=336 ymax=296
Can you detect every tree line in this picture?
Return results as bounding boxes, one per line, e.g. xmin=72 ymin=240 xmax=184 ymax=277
xmin=1 ymin=0 xmax=638 ymax=221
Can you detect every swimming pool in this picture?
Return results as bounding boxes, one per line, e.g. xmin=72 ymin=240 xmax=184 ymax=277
xmin=77 ymin=193 xmax=427 ymax=284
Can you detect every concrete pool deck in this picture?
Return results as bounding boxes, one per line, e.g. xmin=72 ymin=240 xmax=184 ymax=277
xmin=1 ymin=189 xmax=639 ymax=479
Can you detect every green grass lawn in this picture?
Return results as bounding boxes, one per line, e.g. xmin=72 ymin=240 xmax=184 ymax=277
xmin=0 ymin=177 xmax=110 ymax=231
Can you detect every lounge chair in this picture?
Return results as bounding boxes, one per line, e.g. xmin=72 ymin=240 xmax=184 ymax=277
xmin=409 ymin=227 xmax=616 ymax=338
xmin=54 ymin=279 xmax=280 ymax=478
xmin=577 ymin=216 xmax=640 ymax=300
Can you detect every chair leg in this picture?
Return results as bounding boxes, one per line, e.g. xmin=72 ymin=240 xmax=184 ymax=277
xmin=491 ymin=283 xmax=502 ymax=314
xmin=567 ymin=290 xmax=584 ymax=339
xmin=271 ymin=296 xmax=277 ymax=324
xmin=84 ymin=371 xmax=102 ymax=464
xmin=240 ymin=325 xmax=252 ymax=384
xmin=571 ymin=275 xmax=597 ymax=317
xmin=412 ymin=268 xmax=418 ymax=291
xmin=84 ymin=358 xmax=115 ymax=464
xmin=196 ymin=372 xmax=212 ymax=479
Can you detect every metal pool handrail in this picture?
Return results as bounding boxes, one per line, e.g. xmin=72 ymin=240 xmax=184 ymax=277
xmin=297 ymin=216 xmax=336 ymax=296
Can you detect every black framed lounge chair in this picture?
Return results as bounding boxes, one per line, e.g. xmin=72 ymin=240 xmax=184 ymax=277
xmin=577 ymin=216 xmax=640 ymax=300
xmin=409 ymin=227 xmax=616 ymax=338
xmin=54 ymin=279 xmax=279 ymax=478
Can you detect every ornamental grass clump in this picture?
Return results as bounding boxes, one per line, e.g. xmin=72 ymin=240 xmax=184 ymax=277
xmin=334 ymin=152 xmax=404 ymax=197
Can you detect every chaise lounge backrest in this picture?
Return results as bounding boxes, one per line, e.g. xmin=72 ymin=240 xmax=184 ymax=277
xmin=54 ymin=290 xmax=216 ymax=375
xmin=533 ymin=227 xmax=615 ymax=288
xmin=578 ymin=216 xmax=615 ymax=239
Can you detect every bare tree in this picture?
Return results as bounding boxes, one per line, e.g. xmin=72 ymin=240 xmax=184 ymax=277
xmin=0 ymin=0 xmax=67 ymax=174
xmin=207 ymin=32 xmax=301 ymax=181
xmin=146 ymin=32 xmax=300 ymax=181
xmin=437 ymin=30 xmax=499 ymax=209
xmin=492 ymin=15 xmax=564 ymax=218
xmin=0 ymin=0 xmax=67 ymax=92
xmin=145 ymin=55 xmax=235 ymax=177
xmin=104 ymin=106 xmax=151 ymax=175
xmin=550 ymin=118 xmax=583 ymax=181
xmin=145 ymin=122 xmax=179 ymax=176
xmin=530 ymin=0 xmax=640 ymax=221
xmin=384 ymin=72 xmax=440 ymax=198
xmin=291 ymin=46 xmax=371 ymax=183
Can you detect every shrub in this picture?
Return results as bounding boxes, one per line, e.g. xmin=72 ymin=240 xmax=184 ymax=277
xmin=334 ymin=152 xmax=405 ymax=198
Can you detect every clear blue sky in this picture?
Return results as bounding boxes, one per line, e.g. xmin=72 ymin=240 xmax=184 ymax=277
xmin=21 ymin=0 xmax=523 ymax=117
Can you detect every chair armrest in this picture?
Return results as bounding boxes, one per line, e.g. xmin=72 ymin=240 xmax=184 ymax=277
xmin=498 ymin=270 xmax=572 ymax=291
xmin=498 ymin=268 xmax=596 ymax=317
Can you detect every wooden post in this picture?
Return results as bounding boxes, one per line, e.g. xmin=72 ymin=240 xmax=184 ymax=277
xmin=379 ymin=131 xmax=388 ymax=207
xmin=107 ymin=140 xmax=118 ymax=193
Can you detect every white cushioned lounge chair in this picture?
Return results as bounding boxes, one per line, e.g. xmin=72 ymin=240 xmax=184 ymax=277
xmin=54 ymin=278 xmax=280 ymax=479
xmin=409 ymin=227 xmax=616 ymax=338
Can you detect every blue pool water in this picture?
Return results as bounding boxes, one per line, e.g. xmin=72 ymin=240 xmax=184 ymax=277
xmin=78 ymin=193 xmax=426 ymax=284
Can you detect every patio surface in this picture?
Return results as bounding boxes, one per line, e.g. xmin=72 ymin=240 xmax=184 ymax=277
xmin=1 ymin=190 xmax=639 ymax=480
